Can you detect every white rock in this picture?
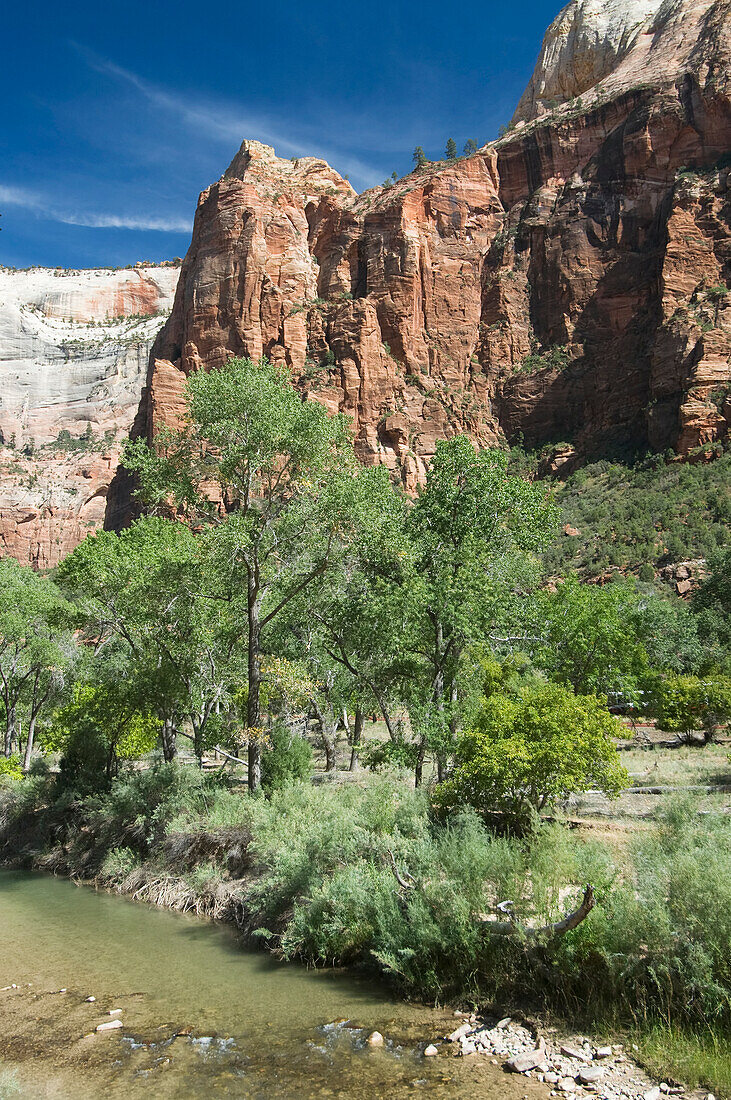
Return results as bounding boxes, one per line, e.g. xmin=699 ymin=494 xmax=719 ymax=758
xmin=366 ymin=1031 xmax=384 ymax=1047
xmin=108 ymin=1009 xmax=122 ymax=1016
xmin=511 ymin=0 xmax=663 ymax=123
xmin=85 ymin=996 xmax=96 ymax=1003
xmin=595 ymin=1046 xmax=613 ymax=1059
xmin=558 ymin=1078 xmax=577 ymax=1093
xmin=423 ymin=1044 xmax=438 ymax=1057
xmin=643 ymin=1089 xmax=662 ymax=1100
xmin=96 ymin=1019 xmax=123 ymax=1032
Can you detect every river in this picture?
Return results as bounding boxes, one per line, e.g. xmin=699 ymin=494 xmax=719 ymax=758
xmin=0 ymin=871 xmax=544 ymax=1098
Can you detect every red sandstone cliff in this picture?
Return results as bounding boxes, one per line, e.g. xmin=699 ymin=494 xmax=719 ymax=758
xmin=110 ymin=0 xmax=727 ymax=521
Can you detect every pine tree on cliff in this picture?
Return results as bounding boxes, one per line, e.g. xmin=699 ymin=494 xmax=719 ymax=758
xmin=445 ymin=138 xmax=458 ymax=161
xmin=413 ymin=146 xmax=427 ymax=167
xmin=463 ymin=138 xmax=478 ymax=156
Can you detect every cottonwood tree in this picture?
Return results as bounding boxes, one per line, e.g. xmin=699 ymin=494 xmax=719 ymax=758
xmin=534 ymin=575 xmax=648 ymax=696
xmin=404 ymin=438 xmax=557 ymax=785
xmin=124 ymin=356 xmax=369 ymax=791
xmin=59 ymin=517 xmax=242 ymax=764
xmin=0 ymin=560 xmax=77 ymax=768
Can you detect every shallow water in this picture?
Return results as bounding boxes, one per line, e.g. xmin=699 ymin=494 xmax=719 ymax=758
xmin=0 ymin=871 xmax=543 ymax=1098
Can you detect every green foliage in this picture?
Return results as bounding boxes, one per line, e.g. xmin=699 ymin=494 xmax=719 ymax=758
xmin=444 ymin=138 xmax=458 ymax=161
xmin=0 ymin=755 xmax=23 ymax=783
xmin=412 ymin=146 xmax=427 ymax=167
xmin=438 ymin=682 xmax=627 ymax=828
xmin=100 ymin=845 xmax=140 ymax=882
xmin=534 ymin=574 xmax=649 ymax=694
xmin=0 ymin=559 xmax=78 ymax=761
xmin=463 ymin=138 xmax=478 ymax=156
xmin=694 ymin=548 xmax=731 ymax=656
xmin=540 ymin=450 xmax=731 ymax=583
xmin=260 ymin=725 xmax=313 ymax=790
xmin=49 ymin=682 xmax=160 ymax=794
xmin=519 ymin=345 xmax=570 ymax=373
xmin=649 ymin=674 xmax=731 ymax=742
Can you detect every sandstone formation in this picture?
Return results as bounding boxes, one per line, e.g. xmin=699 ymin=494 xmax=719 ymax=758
xmin=0 ymin=264 xmax=179 ymax=566
xmin=120 ymin=0 xmax=728 ymax=520
xmin=1 ymin=0 xmax=729 ymax=565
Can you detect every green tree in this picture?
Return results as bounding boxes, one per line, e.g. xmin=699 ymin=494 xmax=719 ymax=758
xmin=124 ymin=357 xmax=364 ymax=791
xmin=445 ymin=138 xmax=458 ymax=161
xmin=463 ymin=138 xmax=478 ymax=156
xmin=405 ymin=439 xmax=557 ymax=783
xmin=47 ymin=682 xmax=160 ymax=792
xmin=535 ymin=575 xmax=648 ymax=696
xmin=438 ymin=682 xmax=627 ymax=829
xmin=694 ymin=549 xmax=731 ymax=659
xmin=59 ymin=517 xmax=244 ymax=765
xmin=413 ymin=146 xmax=427 ymax=168
xmin=649 ymin=673 xmax=731 ymax=744
xmin=0 ymin=560 xmax=78 ymax=768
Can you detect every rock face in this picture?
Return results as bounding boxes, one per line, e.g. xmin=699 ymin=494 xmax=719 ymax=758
xmin=512 ymin=0 xmax=665 ymax=123
xmin=121 ymin=0 xmax=728 ymax=519
xmin=0 ymin=265 xmax=179 ymax=566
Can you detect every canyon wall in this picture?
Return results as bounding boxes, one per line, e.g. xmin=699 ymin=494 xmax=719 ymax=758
xmin=0 ymin=265 xmax=179 ymax=566
xmin=116 ymin=0 xmax=729 ymax=520
xmin=0 ymin=0 xmax=728 ymax=565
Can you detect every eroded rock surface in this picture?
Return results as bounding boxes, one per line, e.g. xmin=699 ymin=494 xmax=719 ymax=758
xmin=0 ymin=264 xmax=179 ymax=566
xmin=119 ymin=0 xmax=728 ymax=520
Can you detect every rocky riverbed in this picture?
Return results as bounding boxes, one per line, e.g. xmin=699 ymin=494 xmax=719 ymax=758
xmin=421 ymin=1012 xmax=718 ymax=1100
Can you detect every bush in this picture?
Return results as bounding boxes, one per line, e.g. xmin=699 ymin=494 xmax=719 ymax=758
xmin=260 ymin=725 xmax=313 ymax=790
xmin=437 ymin=683 xmax=627 ymax=829
xmin=0 ymin=755 xmax=23 ymax=783
xmin=649 ymin=674 xmax=731 ymax=742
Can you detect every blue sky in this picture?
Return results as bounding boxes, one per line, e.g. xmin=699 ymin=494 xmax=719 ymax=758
xmin=1 ymin=0 xmax=560 ymax=270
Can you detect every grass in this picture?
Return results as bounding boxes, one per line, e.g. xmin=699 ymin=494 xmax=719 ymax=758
xmin=636 ymin=1025 xmax=731 ymax=1097
xmin=618 ymin=741 xmax=731 ymax=788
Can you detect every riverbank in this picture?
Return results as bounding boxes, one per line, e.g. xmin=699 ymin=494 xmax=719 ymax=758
xmin=1 ymin=766 xmax=729 ymax=1098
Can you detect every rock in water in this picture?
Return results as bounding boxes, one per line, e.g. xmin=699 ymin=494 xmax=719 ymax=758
xmin=366 ymin=1031 xmax=384 ymax=1047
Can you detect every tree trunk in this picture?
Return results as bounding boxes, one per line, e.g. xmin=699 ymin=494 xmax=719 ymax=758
xmin=312 ymin=699 xmax=338 ymax=772
xmin=4 ymin=704 xmax=17 ymax=757
xmin=247 ymin=578 xmax=262 ymax=793
xmin=161 ymin=719 xmax=177 ymax=762
xmin=22 ymin=715 xmax=37 ymax=773
xmin=414 ymin=736 xmax=426 ymax=788
xmin=349 ymin=706 xmax=363 ymax=771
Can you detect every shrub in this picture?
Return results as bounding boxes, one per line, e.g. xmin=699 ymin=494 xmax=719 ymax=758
xmin=649 ymin=674 xmax=731 ymax=742
xmin=260 ymin=725 xmax=313 ymax=790
xmin=0 ymin=755 xmax=23 ymax=783
xmin=100 ymin=846 xmax=140 ymax=882
xmin=437 ymin=683 xmax=627 ymax=829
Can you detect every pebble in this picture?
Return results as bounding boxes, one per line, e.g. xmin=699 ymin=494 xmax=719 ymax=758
xmin=595 ymin=1046 xmax=613 ymax=1059
xmin=558 ymin=1078 xmax=577 ymax=1093
xmin=448 ymin=1023 xmax=471 ymax=1042
xmin=644 ymin=1090 xmax=662 ymax=1100
xmin=578 ymin=1066 xmax=604 ymax=1085
xmin=85 ymin=996 xmax=96 ymax=1003
xmin=366 ymin=1031 xmax=384 ymax=1048
xmin=423 ymin=1044 xmax=438 ymax=1057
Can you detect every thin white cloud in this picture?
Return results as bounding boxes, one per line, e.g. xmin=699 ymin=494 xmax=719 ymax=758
xmin=0 ymin=184 xmax=191 ymax=233
xmin=74 ymin=45 xmax=384 ymax=190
